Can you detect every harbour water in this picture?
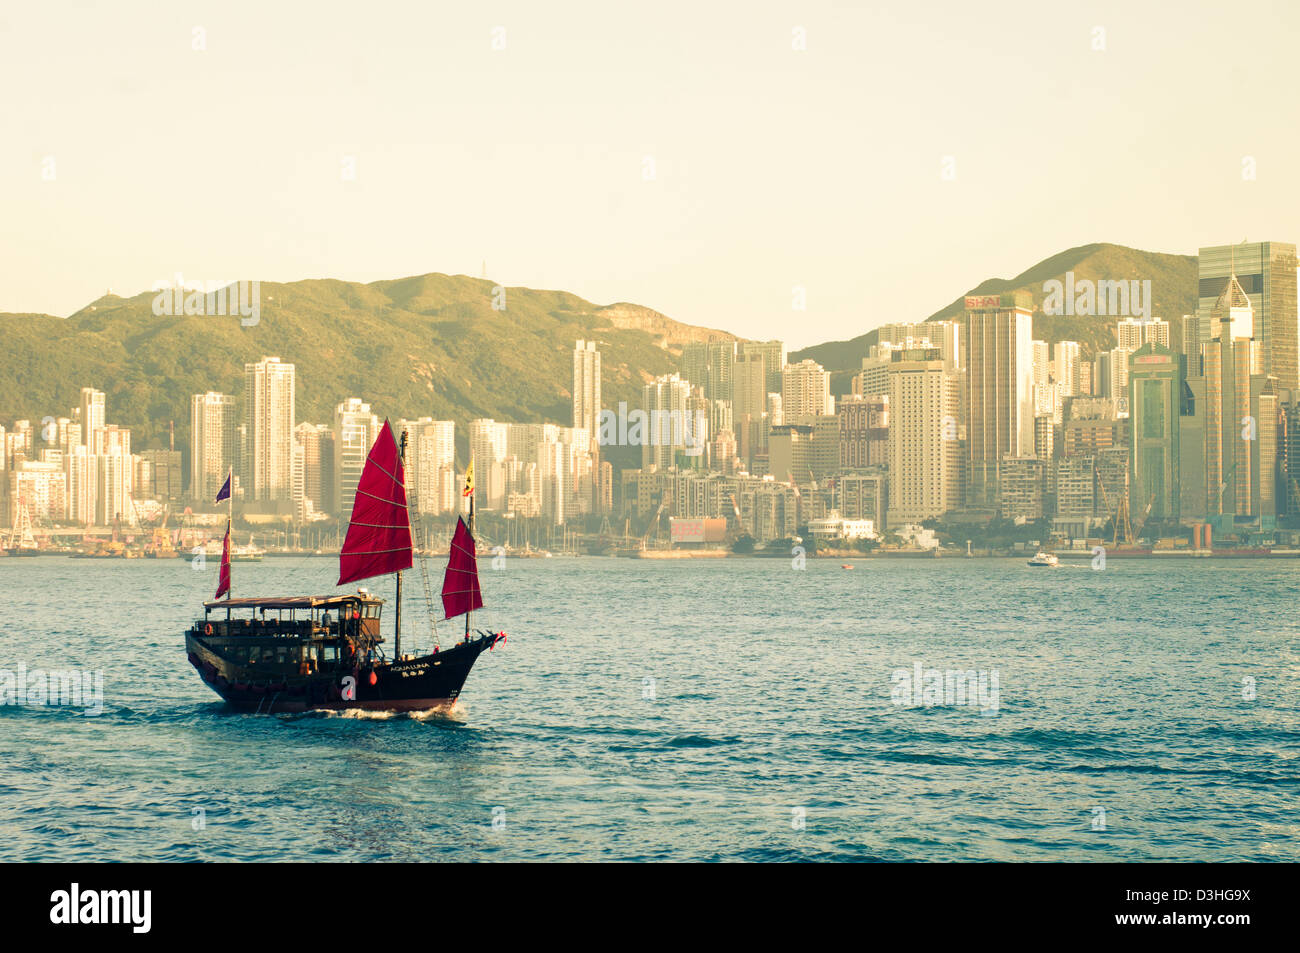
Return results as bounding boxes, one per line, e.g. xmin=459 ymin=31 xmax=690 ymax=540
xmin=1 ymin=555 xmax=1297 ymax=861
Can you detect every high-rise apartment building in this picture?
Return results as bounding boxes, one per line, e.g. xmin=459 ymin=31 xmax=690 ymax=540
xmin=243 ymin=357 xmax=296 ymax=502
xmin=191 ymin=392 xmax=237 ymax=502
xmin=781 ymin=359 xmax=833 ymax=422
xmin=572 ymin=340 xmax=602 ymax=440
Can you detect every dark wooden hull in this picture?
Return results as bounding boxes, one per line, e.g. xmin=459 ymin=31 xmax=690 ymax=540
xmin=186 ymin=630 xmax=502 ymax=714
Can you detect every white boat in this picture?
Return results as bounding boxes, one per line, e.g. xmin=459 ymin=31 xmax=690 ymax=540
xmin=1027 ymin=551 xmax=1059 ymax=567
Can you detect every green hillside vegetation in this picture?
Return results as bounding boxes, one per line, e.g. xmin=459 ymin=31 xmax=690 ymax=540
xmin=0 ymin=274 xmax=731 ymax=470
xmin=791 ymin=243 xmax=1197 ymax=392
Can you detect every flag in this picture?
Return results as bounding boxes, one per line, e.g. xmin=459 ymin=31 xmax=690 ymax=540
xmin=462 ymin=460 xmax=474 ymax=497
xmin=215 ymin=471 xmax=231 ymax=504
xmin=214 ymin=525 xmax=231 ymax=600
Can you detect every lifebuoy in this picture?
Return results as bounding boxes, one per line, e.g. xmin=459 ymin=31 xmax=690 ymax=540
xmin=204 ymin=623 xmax=213 ymax=636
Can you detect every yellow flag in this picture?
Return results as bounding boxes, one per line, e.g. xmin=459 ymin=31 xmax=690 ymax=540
xmin=463 ymin=460 xmax=475 ymax=497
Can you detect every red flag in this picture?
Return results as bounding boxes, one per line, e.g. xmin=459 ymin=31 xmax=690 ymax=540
xmin=214 ymin=526 xmax=231 ymax=599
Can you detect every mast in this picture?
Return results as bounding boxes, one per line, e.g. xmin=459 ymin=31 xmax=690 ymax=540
xmin=395 ymin=431 xmax=408 ymax=660
xmin=227 ymin=466 xmax=233 ymax=600
xmin=465 ymin=491 xmax=474 ymax=643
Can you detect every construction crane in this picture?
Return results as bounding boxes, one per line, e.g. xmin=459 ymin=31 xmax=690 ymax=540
xmin=1132 ymin=493 xmax=1157 ymax=543
xmin=642 ymin=499 xmax=670 ymax=549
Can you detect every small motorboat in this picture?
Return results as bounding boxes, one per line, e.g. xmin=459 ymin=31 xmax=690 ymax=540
xmin=1027 ymin=551 xmax=1059 ymax=567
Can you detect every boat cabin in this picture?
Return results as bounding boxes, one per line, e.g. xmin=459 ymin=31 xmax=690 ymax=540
xmin=193 ymin=593 xmax=386 ymax=677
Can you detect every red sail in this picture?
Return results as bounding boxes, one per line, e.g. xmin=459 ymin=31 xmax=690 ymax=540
xmin=338 ymin=420 xmax=413 ymax=586
xmin=441 ymin=516 xmax=483 ymax=619
xmin=215 ymin=526 xmax=231 ymax=600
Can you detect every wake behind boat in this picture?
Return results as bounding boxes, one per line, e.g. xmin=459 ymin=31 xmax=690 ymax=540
xmin=184 ymin=421 xmax=505 ymax=714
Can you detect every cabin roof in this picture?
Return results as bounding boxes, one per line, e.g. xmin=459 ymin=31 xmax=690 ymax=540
xmin=203 ymin=594 xmax=382 ymax=610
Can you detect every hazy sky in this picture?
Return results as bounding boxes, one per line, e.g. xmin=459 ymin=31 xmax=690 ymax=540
xmin=2 ymin=0 xmax=1298 ymax=348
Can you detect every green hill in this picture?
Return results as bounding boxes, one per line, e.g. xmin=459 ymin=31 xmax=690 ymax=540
xmin=0 ymin=274 xmax=737 ymax=470
xmin=792 ymin=243 xmax=1197 ymax=391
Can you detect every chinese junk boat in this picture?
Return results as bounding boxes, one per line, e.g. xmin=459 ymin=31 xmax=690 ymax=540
xmin=184 ymin=421 xmax=505 ymax=713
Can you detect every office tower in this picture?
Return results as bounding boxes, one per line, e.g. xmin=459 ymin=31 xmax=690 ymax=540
xmin=573 ymin=340 xmax=602 ymax=440
xmin=1197 ymin=241 xmax=1298 ymax=391
xmin=243 ymin=356 xmax=296 ymax=502
xmin=887 ymin=351 xmax=959 ymax=522
xmin=1201 ymin=276 xmax=1279 ymax=526
xmin=641 ymin=374 xmax=693 ymax=471
xmin=964 ymin=291 xmax=1034 ymax=507
xmin=740 ymin=340 xmax=786 ymax=393
xmin=333 ymin=399 xmax=380 ymax=517
xmin=781 ymin=359 xmax=833 ymax=422
xmin=1181 ymin=314 xmax=1202 ymax=376
xmin=137 ymin=449 xmax=182 ymax=502
xmin=1078 ymin=360 xmax=1093 ymax=398
xmin=190 ymin=392 xmax=237 ymax=502
xmin=1127 ymin=343 xmax=1183 ymax=523
xmin=733 ymin=353 xmax=768 ymax=470
xmin=79 ymin=388 xmax=105 ymax=446
xmin=838 ymin=394 xmax=889 ymax=469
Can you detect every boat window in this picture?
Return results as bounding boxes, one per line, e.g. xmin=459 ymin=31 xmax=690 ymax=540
xmin=323 ymin=647 xmax=338 ymax=662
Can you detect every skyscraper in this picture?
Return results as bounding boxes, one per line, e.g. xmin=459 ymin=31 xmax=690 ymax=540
xmin=964 ymin=292 xmax=1034 ymax=507
xmin=1197 ymin=241 xmax=1298 ymax=391
xmin=642 ymin=374 xmax=692 ymax=470
xmin=740 ymin=340 xmax=786 ymax=393
xmin=732 ymin=352 xmax=768 ymax=469
xmin=468 ymin=418 xmax=509 ymax=509
xmin=190 ymin=392 xmax=236 ymax=502
xmin=1050 ymin=340 xmax=1081 ymax=395
xmin=781 ymin=359 xmax=833 ymax=422
xmin=1127 ymin=342 xmax=1182 ymax=523
xmin=887 ymin=351 xmax=959 ymax=522
xmin=243 ymin=356 xmax=296 ymax=502
xmin=1200 ymin=276 xmax=1279 ymax=527
xmin=402 ymin=418 xmax=455 ymax=515
xmin=572 ymin=340 xmax=602 ymax=440
xmin=79 ymin=387 xmax=104 ymax=447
